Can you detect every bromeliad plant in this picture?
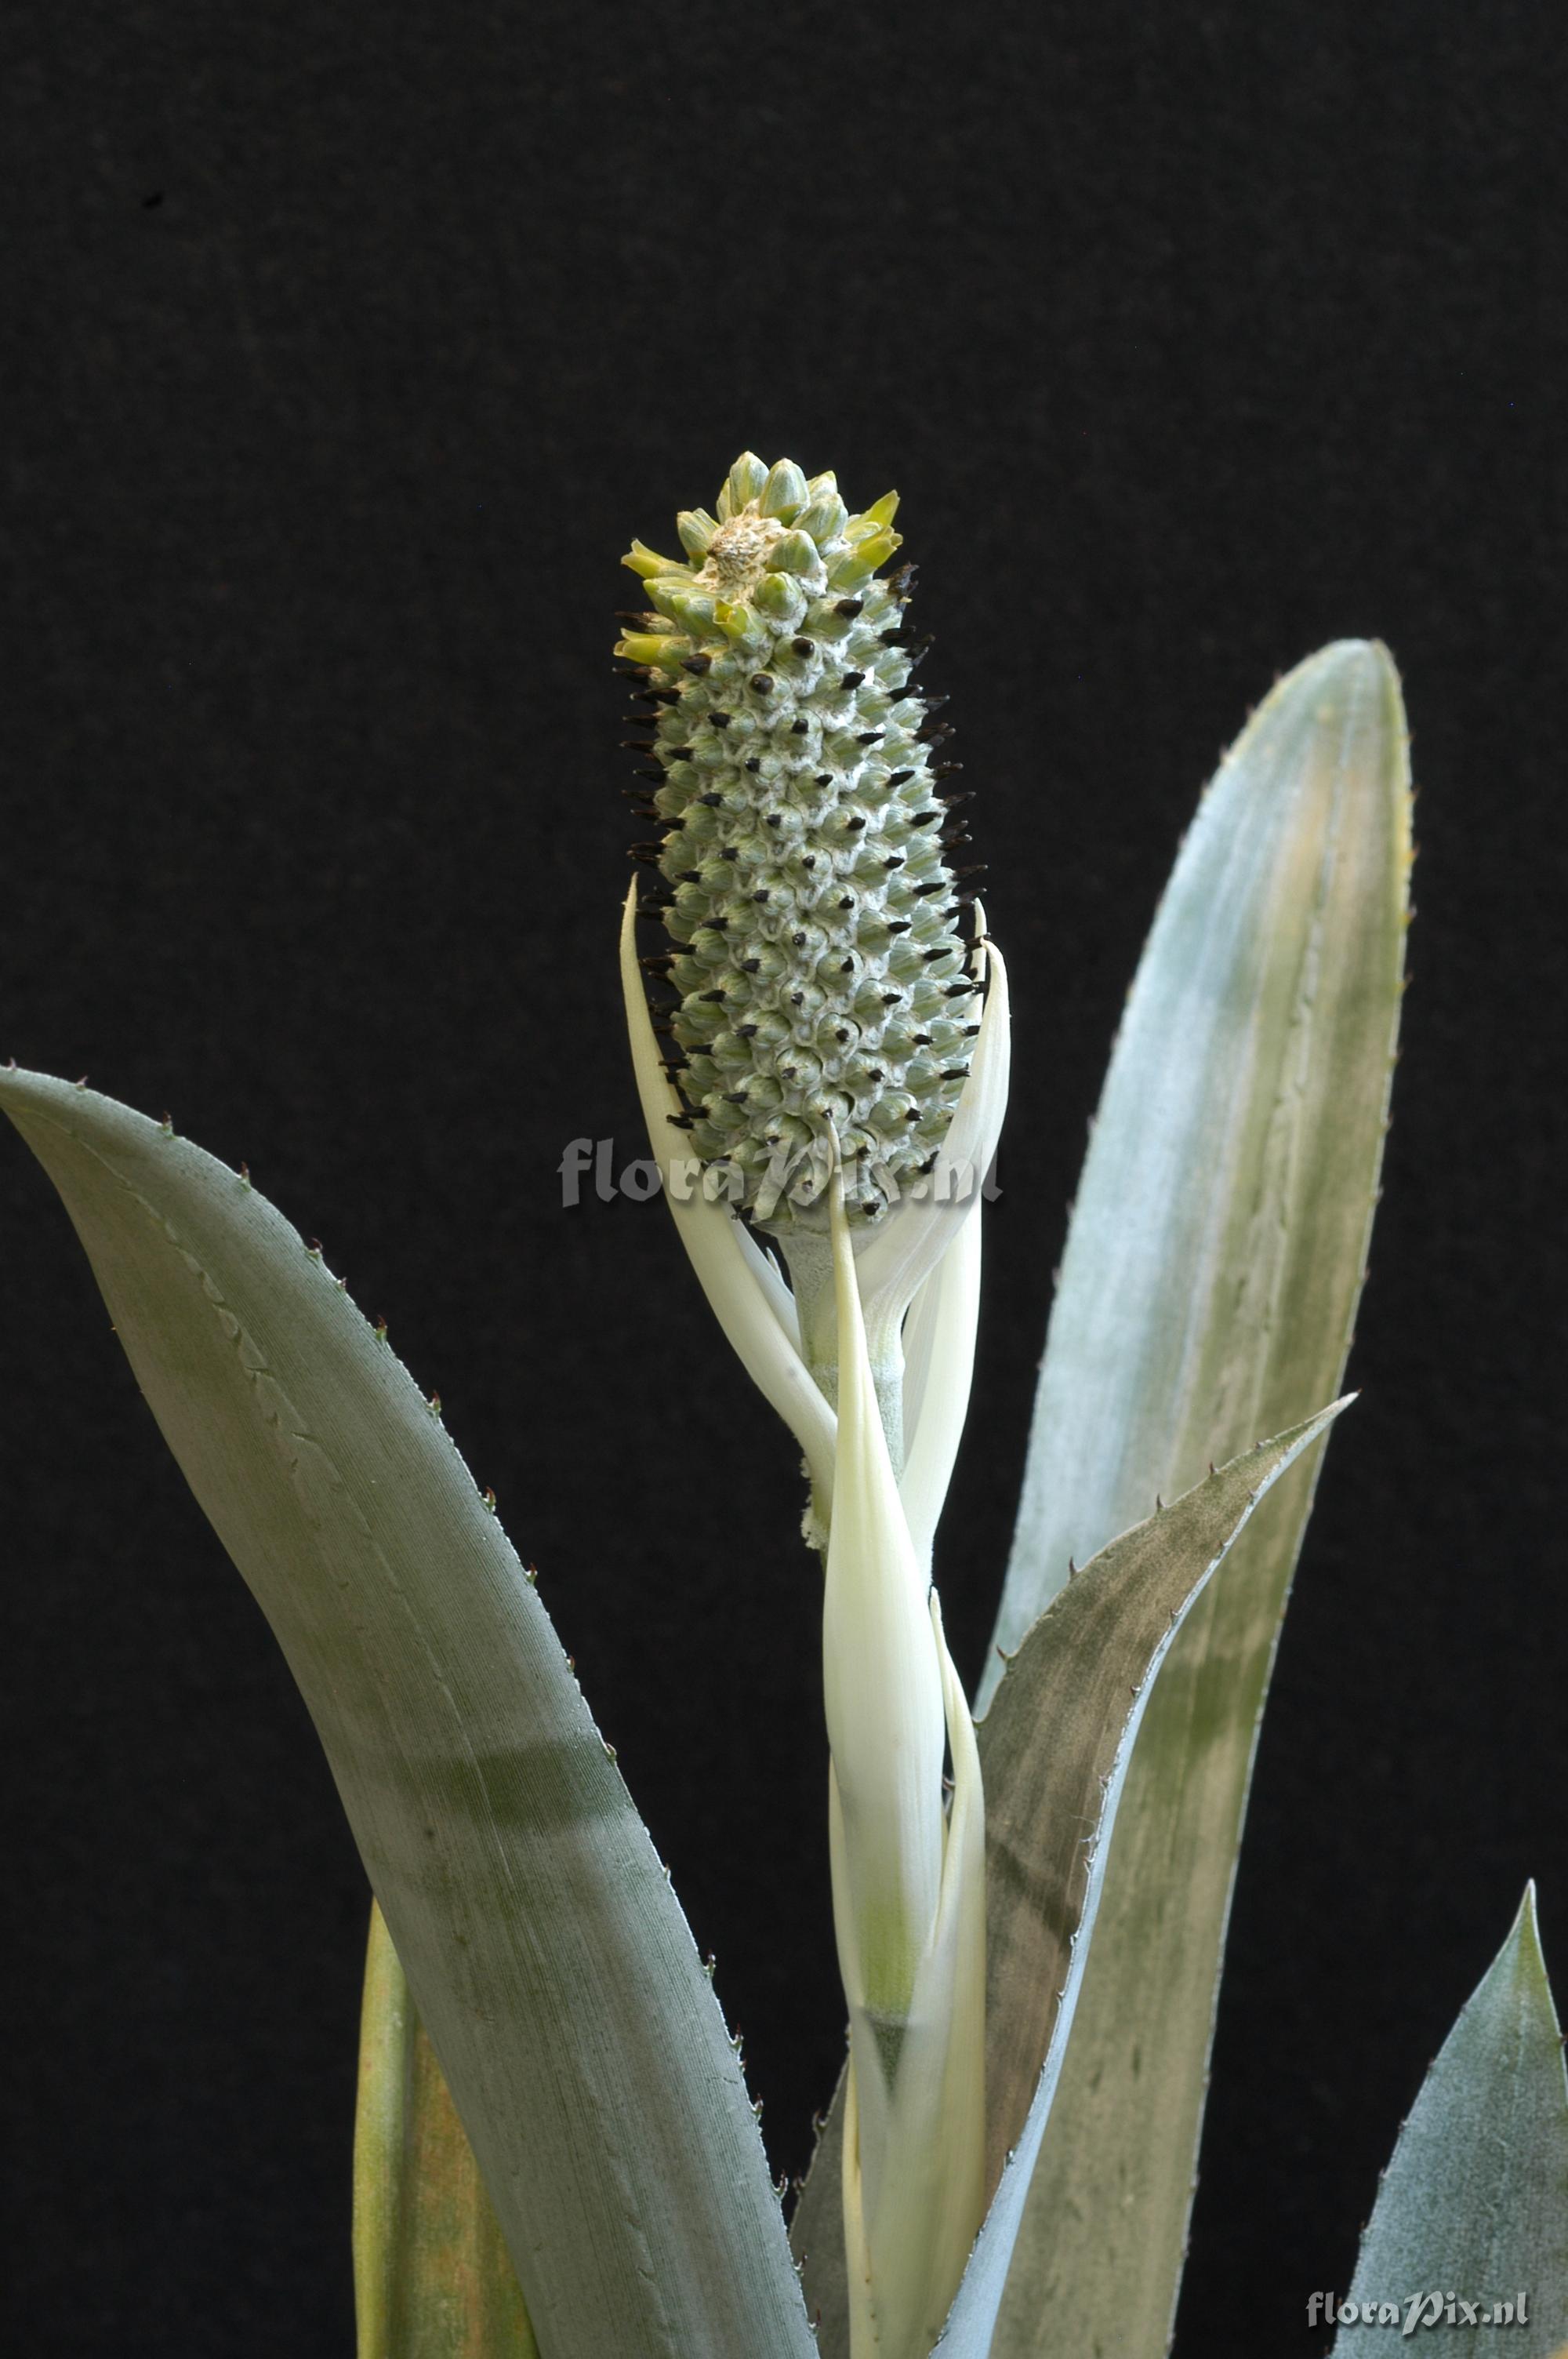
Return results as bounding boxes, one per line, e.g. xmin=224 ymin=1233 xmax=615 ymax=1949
xmin=5 ymin=451 xmax=1566 ymax=2358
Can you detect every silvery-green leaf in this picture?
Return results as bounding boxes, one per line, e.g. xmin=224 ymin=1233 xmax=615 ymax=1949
xmin=0 ymin=1068 xmax=815 ymax=2359
xmin=1331 ymin=1887 xmax=1568 ymax=2354
xmin=354 ymin=1900 xmax=539 ymax=2358
xmin=792 ymin=1404 xmax=1349 ymax=2357
xmin=981 ymin=642 xmax=1410 ymax=2357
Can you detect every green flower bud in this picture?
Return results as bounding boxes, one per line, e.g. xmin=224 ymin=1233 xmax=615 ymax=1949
xmin=720 ymin=450 xmax=770 ymax=517
xmin=760 ymin=457 xmax=808 ymax=518
xmin=752 ymin=569 xmax=807 ymax=621
xmin=676 ymin=507 xmax=719 ymax=558
xmin=795 ymin=486 xmax=849 ymax=543
xmin=764 ymin=527 xmax=823 ymax=578
xmin=656 ymin=587 xmax=718 ymax=634
xmin=623 ymin=536 xmax=681 ymax=579
xmin=828 ymin=529 xmax=899 ymax=586
xmin=617 ymin=454 xmax=981 ymax=1228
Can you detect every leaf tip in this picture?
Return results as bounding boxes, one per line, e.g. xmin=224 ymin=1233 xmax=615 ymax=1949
xmin=1508 ymin=1877 xmax=1547 ymax=1971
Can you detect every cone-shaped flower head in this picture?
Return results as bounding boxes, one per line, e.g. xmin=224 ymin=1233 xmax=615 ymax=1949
xmin=617 ymin=453 xmax=982 ymax=1226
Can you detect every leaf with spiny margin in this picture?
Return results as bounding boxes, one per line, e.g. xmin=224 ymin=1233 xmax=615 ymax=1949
xmin=354 ymin=1899 xmax=539 ymax=2359
xmin=1331 ymin=1888 xmax=1568 ymax=2355
xmin=978 ymin=641 xmax=1411 ymax=2359
xmin=791 ymin=1403 xmax=1350 ymax=2357
xmin=0 ymin=1068 xmax=815 ymax=2359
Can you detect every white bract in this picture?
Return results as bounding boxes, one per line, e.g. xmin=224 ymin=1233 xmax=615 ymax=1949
xmin=623 ymin=874 xmax=1008 ymax=2352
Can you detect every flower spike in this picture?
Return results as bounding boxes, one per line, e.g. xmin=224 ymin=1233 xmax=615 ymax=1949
xmin=619 ymin=460 xmax=1001 ymax=2354
xmin=616 ymin=453 xmax=983 ymax=1228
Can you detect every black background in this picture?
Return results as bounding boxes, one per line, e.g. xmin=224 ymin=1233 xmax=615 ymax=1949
xmin=4 ymin=4 xmax=1565 ymax=2354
